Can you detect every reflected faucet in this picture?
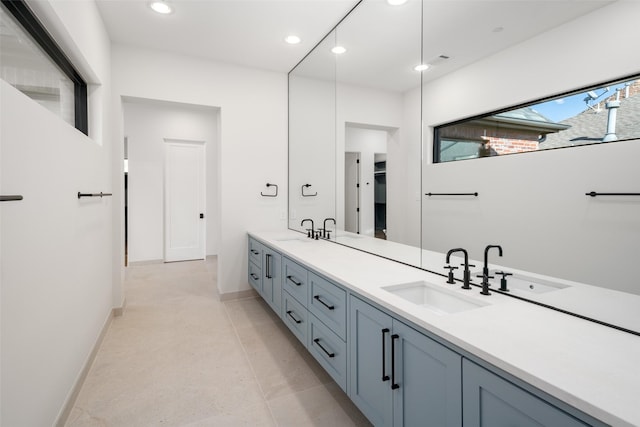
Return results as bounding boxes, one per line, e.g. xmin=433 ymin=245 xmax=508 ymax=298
xmin=446 ymin=248 xmax=471 ymax=289
xmin=323 ymin=218 xmax=336 ymax=239
xmin=301 ymin=218 xmax=314 ymax=238
xmin=477 ymin=245 xmax=503 ymax=295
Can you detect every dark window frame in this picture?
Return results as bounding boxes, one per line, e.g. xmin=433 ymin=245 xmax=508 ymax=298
xmin=433 ymin=73 xmax=640 ymax=164
xmin=2 ymin=0 xmax=88 ymax=135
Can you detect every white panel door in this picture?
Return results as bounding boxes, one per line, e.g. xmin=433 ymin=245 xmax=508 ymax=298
xmin=164 ymin=140 xmax=205 ymax=262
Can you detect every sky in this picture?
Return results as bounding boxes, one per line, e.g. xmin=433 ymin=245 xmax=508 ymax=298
xmin=531 ymin=80 xmax=632 ymax=123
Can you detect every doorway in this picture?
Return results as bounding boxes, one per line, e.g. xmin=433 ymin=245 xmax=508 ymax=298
xmin=345 ymin=152 xmax=360 ymax=233
xmin=164 ymin=139 xmax=206 ymax=262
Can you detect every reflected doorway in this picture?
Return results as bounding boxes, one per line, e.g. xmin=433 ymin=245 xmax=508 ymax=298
xmin=345 ymin=152 xmax=360 ymax=233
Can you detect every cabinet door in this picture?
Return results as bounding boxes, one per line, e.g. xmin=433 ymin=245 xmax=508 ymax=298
xmin=262 ymin=249 xmax=282 ymax=315
xmin=463 ymin=359 xmax=590 ymax=427
xmin=392 ymin=320 xmax=461 ymax=427
xmin=349 ymin=296 xmax=393 ymax=427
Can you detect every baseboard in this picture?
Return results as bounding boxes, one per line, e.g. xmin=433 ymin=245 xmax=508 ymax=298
xmin=113 ymin=297 xmax=126 ymax=317
xmin=55 ymin=306 xmax=119 ymax=426
xmin=128 ymin=259 xmax=163 ymax=266
xmin=219 ymin=288 xmax=259 ymax=302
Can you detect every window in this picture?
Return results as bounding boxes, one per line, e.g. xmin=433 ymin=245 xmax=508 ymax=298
xmin=434 ymin=75 xmax=640 ymax=163
xmin=1 ymin=0 xmax=88 ymax=134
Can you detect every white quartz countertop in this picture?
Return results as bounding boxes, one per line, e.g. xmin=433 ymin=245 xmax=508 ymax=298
xmin=249 ymin=230 xmax=640 ymax=427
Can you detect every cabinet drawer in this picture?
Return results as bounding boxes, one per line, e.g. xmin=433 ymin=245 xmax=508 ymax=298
xmin=283 ymin=291 xmax=308 ymax=346
xmin=248 ymin=261 xmax=261 ymax=293
xmin=283 ymin=257 xmax=308 ymax=305
xmin=248 ymin=237 xmax=262 ymax=266
xmin=309 ymin=313 xmax=347 ymax=392
xmin=309 ymin=272 xmax=347 ymax=340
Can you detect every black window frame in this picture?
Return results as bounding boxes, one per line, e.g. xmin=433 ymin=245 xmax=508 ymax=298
xmin=433 ymin=73 xmax=640 ymax=164
xmin=2 ymin=0 xmax=88 ymax=135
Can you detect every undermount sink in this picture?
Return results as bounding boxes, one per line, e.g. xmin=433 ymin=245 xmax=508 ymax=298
xmin=486 ymin=270 xmax=569 ymax=294
xmin=382 ymin=281 xmax=488 ymax=315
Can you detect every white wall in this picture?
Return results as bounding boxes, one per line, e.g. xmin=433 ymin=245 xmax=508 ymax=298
xmin=123 ymin=100 xmax=219 ymax=262
xmin=1 ymin=0 xmax=113 ymax=425
xmin=112 ymin=45 xmax=288 ymax=296
xmin=288 ymin=75 xmax=336 ymax=230
xmin=421 ymin=1 xmax=640 ymax=294
xmin=336 ymin=82 xmax=421 ymax=247
xmin=345 ymin=126 xmax=388 ymax=237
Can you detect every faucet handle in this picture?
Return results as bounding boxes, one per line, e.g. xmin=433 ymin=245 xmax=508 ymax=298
xmin=444 ymin=265 xmax=458 ymax=284
xmin=495 ymin=271 xmax=513 ymax=291
xmin=462 ymin=263 xmax=475 ymax=269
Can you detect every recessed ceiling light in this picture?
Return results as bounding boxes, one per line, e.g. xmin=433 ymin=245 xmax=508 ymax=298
xmin=285 ymin=35 xmax=301 ymax=45
xmin=331 ymin=46 xmax=346 ymax=54
xmin=387 ymin=0 xmax=408 ymax=5
xmin=414 ymin=64 xmax=430 ymax=71
xmin=149 ymin=1 xmax=173 ymax=14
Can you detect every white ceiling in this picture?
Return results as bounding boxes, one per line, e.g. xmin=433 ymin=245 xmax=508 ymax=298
xmin=95 ymin=0 xmax=613 ymax=84
xmin=95 ymin=0 xmax=359 ymax=73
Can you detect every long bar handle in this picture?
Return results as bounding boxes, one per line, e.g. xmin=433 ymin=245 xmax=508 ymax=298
xmin=287 ymin=275 xmax=302 ymax=286
xmin=0 ymin=195 xmax=23 ymax=202
xmin=286 ymin=310 xmax=302 ymax=324
xmin=381 ymin=328 xmax=390 ymax=382
xmin=265 ymin=254 xmax=272 ymax=279
xmin=391 ymin=334 xmax=400 ymax=390
xmin=313 ymin=338 xmax=335 ymax=358
xmin=313 ymin=295 xmax=335 ymax=310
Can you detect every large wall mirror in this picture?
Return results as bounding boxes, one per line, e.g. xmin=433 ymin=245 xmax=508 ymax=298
xmin=289 ymin=0 xmax=640 ymax=335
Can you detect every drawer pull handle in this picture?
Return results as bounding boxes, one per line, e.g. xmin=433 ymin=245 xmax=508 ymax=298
xmin=313 ymin=295 xmax=335 ymax=310
xmin=287 ymin=275 xmax=302 ymax=286
xmin=286 ymin=310 xmax=302 ymax=324
xmin=313 ymin=338 xmax=335 ymax=358
xmin=381 ymin=328 xmax=390 ymax=382
xmin=250 ymin=273 xmax=259 ymax=280
xmin=250 ymin=249 xmax=259 ymax=255
xmin=391 ymin=334 xmax=400 ymax=390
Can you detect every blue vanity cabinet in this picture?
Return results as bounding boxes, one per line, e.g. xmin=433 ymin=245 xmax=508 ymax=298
xmin=349 ymin=296 xmax=461 ymax=427
xmin=462 ymin=359 xmax=594 ymax=427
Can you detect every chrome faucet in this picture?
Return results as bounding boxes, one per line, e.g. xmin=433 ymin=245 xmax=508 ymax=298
xmin=301 ymin=218 xmax=314 ymax=238
xmin=446 ymin=248 xmax=471 ymax=289
xmin=477 ymin=245 xmax=503 ymax=295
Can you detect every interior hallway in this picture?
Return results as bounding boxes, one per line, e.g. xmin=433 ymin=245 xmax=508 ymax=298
xmin=65 ymin=258 xmax=370 ymax=426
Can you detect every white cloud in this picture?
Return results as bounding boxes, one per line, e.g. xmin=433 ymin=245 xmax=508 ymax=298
xmin=555 ymin=98 xmax=566 ymax=105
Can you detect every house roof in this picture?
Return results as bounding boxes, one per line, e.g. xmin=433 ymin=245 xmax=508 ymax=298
xmin=542 ymin=84 xmax=640 ymax=148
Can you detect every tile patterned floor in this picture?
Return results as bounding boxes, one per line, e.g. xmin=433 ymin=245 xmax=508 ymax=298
xmin=66 ymin=259 xmax=371 ymax=426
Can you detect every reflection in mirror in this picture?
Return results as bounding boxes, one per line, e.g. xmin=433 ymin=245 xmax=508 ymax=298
xmin=434 ymin=76 xmax=640 ymax=163
xmin=288 ymin=31 xmax=337 ymax=234
xmin=421 ymin=0 xmax=639 ymax=332
xmin=333 ymin=0 xmax=423 ymax=265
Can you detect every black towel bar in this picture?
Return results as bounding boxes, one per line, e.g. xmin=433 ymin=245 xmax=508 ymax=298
xmin=0 ymin=195 xmax=23 ymax=202
xmin=586 ymin=192 xmax=640 ymax=197
xmin=426 ymin=192 xmax=478 ymax=197
xmin=78 ymin=192 xmax=113 ymax=199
